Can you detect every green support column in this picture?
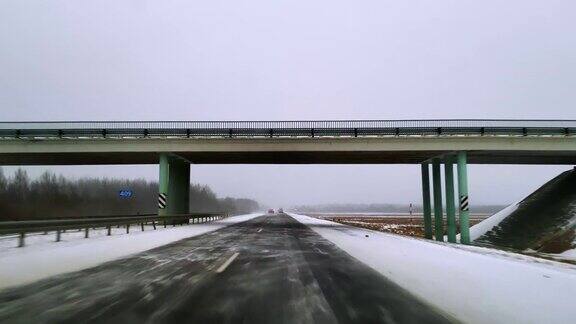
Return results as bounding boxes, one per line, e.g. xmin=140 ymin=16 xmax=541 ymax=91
xmin=457 ymin=152 xmax=471 ymax=244
xmin=158 ymin=154 xmax=190 ymax=216
xmin=166 ymin=158 xmax=190 ymax=215
xmin=167 ymin=159 xmax=190 ymax=215
xmin=158 ymin=154 xmax=170 ymax=216
xmin=421 ymin=163 xmax=433 ymax=239
xmin=444 ymin=157 xmax=457 ymax=243
xmin=432 ymin=160 xmax=444 ymax=242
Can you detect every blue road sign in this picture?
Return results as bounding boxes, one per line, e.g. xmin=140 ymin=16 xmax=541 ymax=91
xmin=119 ymin=189 xmax=133 ymax=198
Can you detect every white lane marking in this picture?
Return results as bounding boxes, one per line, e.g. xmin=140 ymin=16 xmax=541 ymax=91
xmin=216 ymin=252 xmax=240 ymax=273
xmin=257 ymin=228 xmax=262 ymax=233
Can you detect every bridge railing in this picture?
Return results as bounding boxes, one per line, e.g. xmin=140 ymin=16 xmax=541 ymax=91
xmin=1 ymin=120 xmax=576 ymax=138
xmin=0 ymin=212 xmax=227 ymax=247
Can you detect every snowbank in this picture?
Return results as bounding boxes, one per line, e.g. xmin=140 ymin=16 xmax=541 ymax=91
xmin=290 ymin=213 xmax=576 ymax=324
xmin=467 ymin=202 xmax=519 ymax=241
xmin=0 ymin=213 xmax=262 ymax=290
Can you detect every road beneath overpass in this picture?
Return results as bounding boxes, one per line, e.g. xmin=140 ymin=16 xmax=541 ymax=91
xmin=0 ymin=214 xmax=453 ymax=323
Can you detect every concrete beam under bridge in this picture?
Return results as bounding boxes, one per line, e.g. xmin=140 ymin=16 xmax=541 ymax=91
xmin=1 ymin=136 xmax=576 ymax=165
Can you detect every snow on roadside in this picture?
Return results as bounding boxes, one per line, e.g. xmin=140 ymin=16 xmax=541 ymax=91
xmin=467 ymin=202 xmax=519 ymax=241
xmin=0 ymin=213 xmax=262 ymax=290
xmin=290 ymin=213 xmax=576 ymax=324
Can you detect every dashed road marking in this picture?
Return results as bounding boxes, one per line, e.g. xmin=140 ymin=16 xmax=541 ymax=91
xmin=257 ymin=228 xmax=262 ymax=233
xmin=216 ymin=252 xmax=239 ymax=273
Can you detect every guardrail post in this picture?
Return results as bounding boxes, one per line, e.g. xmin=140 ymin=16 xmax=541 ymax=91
xmin=444 ymin=157 xmax=457 ymax=243
xmin=107 ymin=225 xmax=112 ymax=236
xmin=56 ymin=230 xmax=61 ymax=242
xmin=421 ymin=163 xmax=433 ymax=239
xmin=432 ymin=159 xmax=444 ymax=242
xmin=18 ymin=232 xmax=25 ymax=247
xmin=84 ymin=228 xmax=89 ymax=238
xmin=457 ymin=152 xmax=471 ymax=244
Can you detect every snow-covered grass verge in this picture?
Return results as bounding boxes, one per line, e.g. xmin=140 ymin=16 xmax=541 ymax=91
xmin=0 ymin=213 xmax=262 ymax=290
xmin=290 ymin=213 xmax=576 ymax=324
xmin=467 ymin=202 xmax=519 ymax=241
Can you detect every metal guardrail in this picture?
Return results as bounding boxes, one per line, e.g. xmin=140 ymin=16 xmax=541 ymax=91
xmin=1 ymin=120 xmax=576 ymax=138
xmin=0 ymin=213 xmax=227 ymax=247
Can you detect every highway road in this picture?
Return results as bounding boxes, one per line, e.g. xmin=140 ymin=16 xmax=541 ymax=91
xmin=0 ymin=214 xmax=455 ymax=323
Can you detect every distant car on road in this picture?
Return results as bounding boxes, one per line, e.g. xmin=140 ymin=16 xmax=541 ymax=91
xmin=278 ymin=208 xmax=284 ymax=213
xmin=267 ymin=208 xmax=275 ymax=214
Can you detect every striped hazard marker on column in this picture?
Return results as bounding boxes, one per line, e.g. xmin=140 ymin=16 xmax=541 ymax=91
xmin=460 ymin=195 xmax=469 ymax=211
xmin=158 ymin=193 xmax=167 ymax=209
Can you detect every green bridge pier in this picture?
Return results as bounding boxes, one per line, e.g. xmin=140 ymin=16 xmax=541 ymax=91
xmin=156 ymin=150 xmax=472 ymax=245
xmin=421 ymin=151 xmax=470 ymax=244
xmin=158 ymin=153 xmax=191 ymax=216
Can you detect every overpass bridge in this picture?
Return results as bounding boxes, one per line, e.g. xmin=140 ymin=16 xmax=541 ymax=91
xmin=2 ymin=119 xmax=575 ymax=244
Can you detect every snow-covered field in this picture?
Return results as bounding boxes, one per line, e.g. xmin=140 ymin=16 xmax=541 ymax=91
xmin=0 ymin=213 xmax=262 ymax=290
xmin=290 ymin=213 xmax=576 ymax=324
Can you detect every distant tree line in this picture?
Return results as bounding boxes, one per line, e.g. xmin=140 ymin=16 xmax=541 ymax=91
xmin=292 ymin=203 xmax=506 ymax=214
xmin=0 ymin=168 xmax=260 ymax=221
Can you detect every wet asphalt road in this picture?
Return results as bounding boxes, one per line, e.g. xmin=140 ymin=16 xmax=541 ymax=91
xmin=0 ymin=214 xmax=454 ymax=324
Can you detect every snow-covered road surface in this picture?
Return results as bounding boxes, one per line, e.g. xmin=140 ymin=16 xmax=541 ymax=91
xmin=290 ymin=213 xmax=576 ymax=324
xmin=0 ymin=214 xmax=452 ymax=323
xmin=0 ymin=213 xmax=261 ymax=289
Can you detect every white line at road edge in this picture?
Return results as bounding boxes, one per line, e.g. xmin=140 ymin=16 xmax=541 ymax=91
xmin=216 ymin=252 xmax=239 ymax=273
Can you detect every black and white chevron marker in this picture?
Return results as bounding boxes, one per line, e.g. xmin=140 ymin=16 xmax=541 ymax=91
xmin=460 ymin=195 xmax=469 ymax=211
xmin=158 ymin=193 xmax=167 ymax=209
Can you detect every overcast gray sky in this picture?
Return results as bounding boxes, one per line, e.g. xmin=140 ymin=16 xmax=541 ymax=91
xmin=1 ymin=1 xmax=575 ymax=207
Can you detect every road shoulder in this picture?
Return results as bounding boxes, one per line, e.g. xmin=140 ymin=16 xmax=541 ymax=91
xmin=289 ymin=213 xmax=576 ymax=324
xmin=0 ymin=213 xmax=262 ymax=290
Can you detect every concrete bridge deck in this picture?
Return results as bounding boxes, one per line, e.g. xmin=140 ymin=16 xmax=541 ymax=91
xmin=1 ymin=131 xmax=576 ymax=165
